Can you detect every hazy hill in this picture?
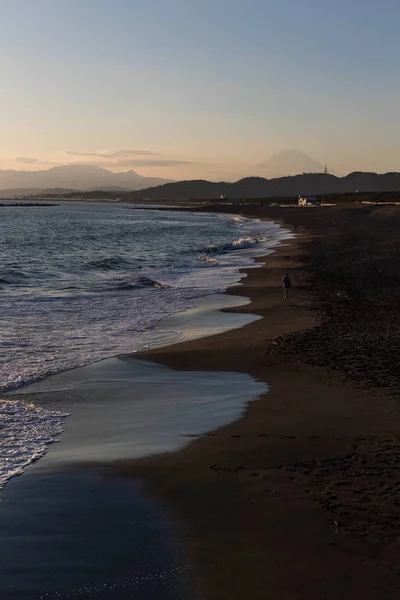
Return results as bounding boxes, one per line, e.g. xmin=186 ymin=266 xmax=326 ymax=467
xmin=256 ymin=150 xmax=327 ymax=177
xmin=121 ymin=171 xmax=400 ymax=200
xmin=0 ymin=164 xmax=172 ymax=195
xmin=0 ymin=187 xmax=45 ymax=198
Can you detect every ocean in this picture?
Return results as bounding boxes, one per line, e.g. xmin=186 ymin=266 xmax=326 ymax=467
xmin=0 ymin=201 xmax=284 ymax=392
xmin=0 ymin=201 xmax=286 ymax=489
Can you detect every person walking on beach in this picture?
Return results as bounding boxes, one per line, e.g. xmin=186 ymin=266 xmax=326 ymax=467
xmin=282 ymin=272 xmax=291 ymax=299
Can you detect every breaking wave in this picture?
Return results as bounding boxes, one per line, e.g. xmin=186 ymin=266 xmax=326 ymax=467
xmin=0 ymin=399 xmax=69 ymax=489
xmin=82 ymin=257 xmax=133 ymax=270
xmin=199 ymin=255 xmax=219 ymax=265
xmin=0 ymin=269 xmax=30 ymax=285
xmin=137 ymin=276 xmax=170 ymax=289
xmin=197 ymin=235 xmax=268 ymax=255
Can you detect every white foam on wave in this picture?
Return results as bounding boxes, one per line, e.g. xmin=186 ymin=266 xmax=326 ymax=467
xmin=0 ymin=399 xmax=68 ymax=489
xmin=203 ymin=234 xmax=267 ymax=254
xmin=200 ymin=254 xmax=219 ymax=265
xmin=231 ymin=235 xmax=267 ymax=249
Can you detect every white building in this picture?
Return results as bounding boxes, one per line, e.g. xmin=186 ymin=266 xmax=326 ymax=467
xmin=298 ymin=196 xmax=319 ymax=207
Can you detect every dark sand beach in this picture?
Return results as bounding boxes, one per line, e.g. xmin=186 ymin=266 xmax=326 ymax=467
xmin=115 ymin=202 xmax=400 ymax=599
xmin=3 ymin=202 xmax=400 ymax=598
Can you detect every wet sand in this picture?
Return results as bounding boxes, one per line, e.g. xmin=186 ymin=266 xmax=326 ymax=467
xmin=1 ymin=294 xmax=267 ymax=599
xmin=0 ymin=467 xmax=191 ymax=599
xmin=116 ymin=204 xmax=400 ymax=599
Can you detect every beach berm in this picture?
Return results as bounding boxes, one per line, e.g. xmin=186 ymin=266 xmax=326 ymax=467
xmin=117 ymin=202 xmax=400 ymax=599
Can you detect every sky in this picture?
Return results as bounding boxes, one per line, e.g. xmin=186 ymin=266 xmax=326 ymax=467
xmin=0 ymin=0 xmax=399 ymax=181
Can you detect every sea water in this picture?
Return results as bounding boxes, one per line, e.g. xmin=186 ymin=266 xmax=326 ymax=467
xmin=0 ymin=201 xmax=289 ymax=487
xmin=0 ymin=201 xmax=285 ymax=391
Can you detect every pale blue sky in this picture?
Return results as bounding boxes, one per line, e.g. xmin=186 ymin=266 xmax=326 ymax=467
xmin=0 ymin=0 xmax=399 ymax=179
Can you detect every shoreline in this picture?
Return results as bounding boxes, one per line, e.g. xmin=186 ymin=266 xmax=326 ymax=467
xmin=115 ymin=206 xmax=400 ymax=599
xmin=0 ymin=212 xmax=283 ymax=598
xmin=3 ymin=209 xmax=287 ymax=495
xmin=4 ymin=203 xmax=400 ymax=597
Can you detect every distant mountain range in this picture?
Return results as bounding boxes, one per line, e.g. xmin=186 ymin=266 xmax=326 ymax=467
xmin=0 ymin=150 xmax=332 ymax=197
xmin=0 ymin=165 xmax=172 ymax=197
xmin=2 ymin=155 xmax=400 ymax=201
xmin=121 ymin=171 xmax=400 ymax=200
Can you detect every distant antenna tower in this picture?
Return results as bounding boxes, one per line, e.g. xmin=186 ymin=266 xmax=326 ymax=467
xmin=324 ymin=163 xmax=328 ymax=174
